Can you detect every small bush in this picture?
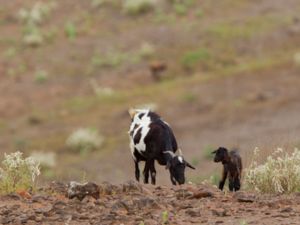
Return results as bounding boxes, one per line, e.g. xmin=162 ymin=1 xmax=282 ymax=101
xmin=245 ymin=148 xmax=300 ymax=194
xmin=173 ymin=4 xmax=187 ymax=16
xmin=66 ymin=128 xmax=104 ymax=153
xmin=30 ymin=151 xmax=56 ymax=168
xmin=17 ymin=2 xmax=55 ymax=25
xmin=0 ymin=151 xmax=40 ymax=194
xmin=123 ymin=0 xmax=156 ymax=15
xmin=138 ymin=42 xmax=155 ymax=59
xmin=293 ymin=52 xmax=300 ymax=67
xmin=34 ymin=70 xmax=48 ymax=83
xmin=65 ymin=22 xmax=77 ymax=40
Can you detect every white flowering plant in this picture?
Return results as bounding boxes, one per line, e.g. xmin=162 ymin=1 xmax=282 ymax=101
xmin=66 ymin=128 xmax=103 ymax=153
xmin=245 ymin=147 xmax=300 ymax=194
xmin=0 ymin=151 xmax=40 ymax=194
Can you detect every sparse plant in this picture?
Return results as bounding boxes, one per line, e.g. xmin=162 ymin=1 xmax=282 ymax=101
xmin=34 ymin=70 xmax=48 ymax=83
xmin=17 ymin=2 xmax=56 ymax=25
xmin=195 ymin=9 xmax=203 ymax=18
xmin=66 ymin=128 xmax=104 ymax=153
xmin=240 ymin=220 xmax=248 ymax=225
xmin=89 ymin=79 xmax=114 ymax=97
xmin=173 ymin=3 xmax=187 ymax=16
xmin=139 ymin=42 xmax=155 ymax=59
xmin=91 ymin=0 xmax=105 ymax=8
xmin=29 ymin=151 xmax=56 ymax=168
xmin=181 ymin=48 xmax=210 ymax=70
xmin=65 ymin=21 xmax=77 ymax=40
xmin=123 ymin=0 xmax=157 ymax=15
xmin=0 ymin=151 xmax=40 ymax=194
xmin=162 ymin=210 xmax=169 ymax=225
xmin=293 ymin=52 xmax=300 ymax=67
xmin=22 ymin=26 xmax=44 ymax=47
xmin=245 ymin=147 xmax=300 ymax=194
xmin=181 ymin=92 xmax=197 ymax=103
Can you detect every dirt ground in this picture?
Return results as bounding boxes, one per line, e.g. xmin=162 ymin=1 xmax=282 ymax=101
xmin=1 ymin=181 xmax=300 ymax=225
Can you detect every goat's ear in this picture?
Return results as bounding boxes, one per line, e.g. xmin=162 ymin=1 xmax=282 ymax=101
xmin=128 ymin=108 xmax=137 ymax=119
xmin=185 ymin=161 xmax=196 ymax=170
xmin=211 ymin=150 xmax=217 ymax=154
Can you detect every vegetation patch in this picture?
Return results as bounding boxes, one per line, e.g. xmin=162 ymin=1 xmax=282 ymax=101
xmin=123 ymin=0 xmax=157 ymax=15
xmin=181 ymin=48 xmax=211 ymax=70
xmin=245 ymin=148 xmax=300 ymax=194
xmin=66 ymin=128 xmax=104 ymax=153
xmin=0 ymin=152 xmax=40 ymax=194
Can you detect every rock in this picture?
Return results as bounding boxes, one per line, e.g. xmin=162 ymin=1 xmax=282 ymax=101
xmin=133 ymin=197 xmax=159 ymax=209
xmin=122 ymin=180 xmax=143 ymax=193
xmin=0 ymin=217 xmax=12 ymax=224
xmin=185 ymin=208 xmax=201 ymax=217
xmin=234 ymin=192 xmax=255 ymax=203
xmin=191 ymin=190 xmax=213 ymax=199
xmin=280 ymin=207 xmax=293 ymax=213
xmin=67 ymin=181 xmax=100 ymax=201
xmin=212 ymin=208 xmax=229 ymax=217
xmin=32 ymin=194 xmax=48 ymax=203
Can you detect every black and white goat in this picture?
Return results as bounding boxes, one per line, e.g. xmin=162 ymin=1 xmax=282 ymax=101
xmin=212 ymin=147 xmax=242 ymax=192
xmin=128 ymin=109 xmax=195 ymax=185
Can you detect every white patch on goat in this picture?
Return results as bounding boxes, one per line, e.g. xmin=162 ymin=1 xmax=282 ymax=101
xmin=129 ymin=109 xmax=151 ymax=156
xmin=178 ymin=156 xmax=184 ymax=163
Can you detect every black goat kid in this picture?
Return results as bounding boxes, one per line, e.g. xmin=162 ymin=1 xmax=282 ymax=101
xmin=212 ymin=147 xmax=242 ymax=192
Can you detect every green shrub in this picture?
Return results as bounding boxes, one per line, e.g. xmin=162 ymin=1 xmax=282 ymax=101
xmin=245 ymin=148 xmax=300 ymax=194
xmin=123 ymin=0 xmax=156 ymax=15
xmin=173 ymin=3 xmax=187 ymax=16
xmin=181 ymin=48 xmax=210 ymax=70
xmin=65 ymin=22 xmax=77 ymax=40
xmin=162 ymin=210 xmax=169 ymax=225
xmin=34 ymin=70 xmax=48 ymax=83
xmin=0 ymin=151 xmax=40 ymax=194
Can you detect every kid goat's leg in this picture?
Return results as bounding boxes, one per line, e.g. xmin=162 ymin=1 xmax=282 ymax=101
xmin=219 ymin=168 xmax=228 ymax=190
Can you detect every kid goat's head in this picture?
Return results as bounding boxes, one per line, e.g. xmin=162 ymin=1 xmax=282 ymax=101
xmin=212 ymin=147 xmax=229 ymax=163
xmin=164 ymin=150 xmax=195 ymax=185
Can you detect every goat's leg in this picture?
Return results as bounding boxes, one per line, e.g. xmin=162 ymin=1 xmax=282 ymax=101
xmin=135 ymin=160 xmax=140 ymax=182
xmin=219 ymin=168 xmax=228 ymax=190
xmin=228 ymin=177 xmax=234 ymax=191
xmin=149 ymin=159 xmax=156 ymax=185
xmin=170 ymin=174 xmax=176 ymax=185
xmin=234 ymin=177 xmax=241 ymax=191
xmin=143 ymin=161 xmax=150 ymax=184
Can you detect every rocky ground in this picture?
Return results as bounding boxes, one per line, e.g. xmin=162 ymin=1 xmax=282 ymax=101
xmin=0 ymin=181 xmax=300 ymax=225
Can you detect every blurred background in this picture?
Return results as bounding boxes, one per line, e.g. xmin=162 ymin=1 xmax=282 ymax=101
xmin=0 ymin=0 xmax=300 ymax=185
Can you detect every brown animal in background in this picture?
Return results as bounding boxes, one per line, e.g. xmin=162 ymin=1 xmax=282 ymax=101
xmin=149 ymin=61 xmax=167 ymax=81
xmin=212 ymin=147 xmax=242 ymax=192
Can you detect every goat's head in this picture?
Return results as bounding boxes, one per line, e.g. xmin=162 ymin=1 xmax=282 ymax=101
xmin=212 ymin=147 xmax=229 ymax=163
xmin=165 ymin=151 xmax=195 ymax=185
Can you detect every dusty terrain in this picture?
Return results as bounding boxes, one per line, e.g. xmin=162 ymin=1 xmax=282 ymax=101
xmin=1 ymin=181 xmax=300 ymax=225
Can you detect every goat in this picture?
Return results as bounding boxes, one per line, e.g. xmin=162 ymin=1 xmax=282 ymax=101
xmin=128 ymin=108 xmax=195 ymax=185
xmin=212 ymin=147 xmax=242 ymax=192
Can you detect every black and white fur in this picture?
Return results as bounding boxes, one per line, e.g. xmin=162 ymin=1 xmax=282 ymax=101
xmin=128 ymin=109 xmax=195 ymax=185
